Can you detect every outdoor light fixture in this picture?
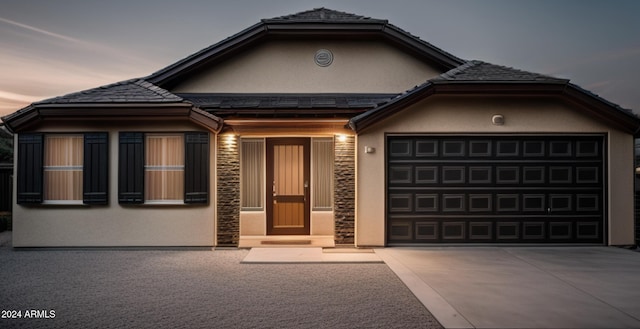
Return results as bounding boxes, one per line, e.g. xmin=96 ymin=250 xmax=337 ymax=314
xmin=337 ymin=134 xmax=347 ymax=142
xmin=225 ymin=134 xmax=236 ymax=145
xmin=364 ymin=146 xmax=375 ymax=154
xmin=492 ymin=114 xmax=505 ymax=126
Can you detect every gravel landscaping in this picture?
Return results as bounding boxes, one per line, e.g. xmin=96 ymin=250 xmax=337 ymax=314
xmin=0 ymin=232 xmax=441 ymax=329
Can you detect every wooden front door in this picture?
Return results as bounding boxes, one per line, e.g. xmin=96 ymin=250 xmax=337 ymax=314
xmin=266 ymin=138 xmax=311 ymax=235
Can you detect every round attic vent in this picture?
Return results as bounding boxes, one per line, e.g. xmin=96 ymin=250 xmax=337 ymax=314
xmin=314 ymin=49 xmax=333 ymax=67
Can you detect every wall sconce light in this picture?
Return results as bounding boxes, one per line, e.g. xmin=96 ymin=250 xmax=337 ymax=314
xmin=337 ymin=134 xmax=347 ymax=142
xmin=225 ymin=134 xmax=237 ymax=145
xmin=364 ymin=146 xmax=375 ymax=154
xmin=492 ymin=114 xmax=505 ymax=126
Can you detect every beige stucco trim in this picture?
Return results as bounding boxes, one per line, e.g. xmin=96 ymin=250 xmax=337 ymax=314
xmin=240 ymin=211 xmax=267 ymax=236
xmin=607 ymin=129 xmax=635 ymax=244
xmin=355 ymin=95 xmax=635 ymax=246
xmin=12 ymin=121 xmax=217 ymax=247
xmin=240 ymin=210 xmax=335 ymax=236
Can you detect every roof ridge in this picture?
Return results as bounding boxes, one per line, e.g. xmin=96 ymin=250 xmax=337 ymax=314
xmin=134 ymin=79 xmax=182 ymax=101
xmin=436 ymin=60 xmax=481 ymax=80
xmin=473 ymin=60 xmax=564 ymax=80
xmin=433 ymin=60 xmax=568 ymax=82
xmin=264 ymin=7 xmax=385 ymax=22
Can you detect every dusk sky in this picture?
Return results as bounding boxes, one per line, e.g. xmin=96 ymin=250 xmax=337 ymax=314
xmin=1 ymin=0 xmax=639 ymax=116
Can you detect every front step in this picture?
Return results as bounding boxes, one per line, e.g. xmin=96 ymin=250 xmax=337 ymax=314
xmin=241 ymin=247 xmax=383 ymax=264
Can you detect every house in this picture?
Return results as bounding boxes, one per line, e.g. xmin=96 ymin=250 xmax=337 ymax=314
xmin=3 ymin=8 xmax=639 ymax=247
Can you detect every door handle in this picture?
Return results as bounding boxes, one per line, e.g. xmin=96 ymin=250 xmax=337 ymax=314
xmin=273 ymin=181 xmax=277 ymax=204
xmin=304 ymin=181 xmax=309 ymax=202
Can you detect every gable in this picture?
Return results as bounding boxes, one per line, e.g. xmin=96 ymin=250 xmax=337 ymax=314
xmin=147 ymin=8 xmax=464 ymax=90
xmin=349 ymin=61 xmax=640 ymax=134
xmin=170 ymin=39 xmax=445 ymax=94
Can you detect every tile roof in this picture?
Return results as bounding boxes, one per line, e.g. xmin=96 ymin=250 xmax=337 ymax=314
xmin=264 ymin=7 xmax=387 ymax=23
xmin=434 ymin=60 xmax=567 ymax=82
xmin=35 ymin=78 xmax=183 ymax=104
xmin=177 ymin=93 xmax=397 ymax=109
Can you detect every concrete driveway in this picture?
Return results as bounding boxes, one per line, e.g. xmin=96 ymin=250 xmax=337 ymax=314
xmin=376 ymin=247 xmax=640 ymax=329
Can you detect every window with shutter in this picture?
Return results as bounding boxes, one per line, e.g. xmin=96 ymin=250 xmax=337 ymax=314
xmin=17 ymin=132 xmax=109 ymax=205
xmin=118 ymin=131 xmax=209 ymax=205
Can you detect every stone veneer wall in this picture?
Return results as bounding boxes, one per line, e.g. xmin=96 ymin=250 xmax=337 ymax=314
xmin=217 ymin=134 xmax=240 ymax=246
xmin=334 ymin=136 xmax=355 ymax=245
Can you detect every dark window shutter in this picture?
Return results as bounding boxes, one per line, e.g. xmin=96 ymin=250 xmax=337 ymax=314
xmin=118 ymin=132 xmax=144 ymax=204
xmin=17 ymin=133 xmax=44 ymax=204
xmin=184 ymin=132 xmax=209 ymax=204
xmin=83 ymin=132 xmax=109 ymax=205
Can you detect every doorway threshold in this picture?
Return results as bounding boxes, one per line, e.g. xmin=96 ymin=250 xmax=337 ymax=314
xmin=239 ymin=235 xmax=335 ymax=248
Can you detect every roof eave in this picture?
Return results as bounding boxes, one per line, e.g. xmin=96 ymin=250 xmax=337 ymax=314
xmin=349 ymin=83 xmax=435 ymax=133
xmin=382 ymin=24 xmax=465 ymax=69
xmin=2 ymin=102 xmax=223 ymax=133
xmin=563 ymin=84 xmax=640 ymax=134
xmin=429 ymin=80 xmax=569 ymax=94
xmin=147 ymin=22 xmax=268 ymax=86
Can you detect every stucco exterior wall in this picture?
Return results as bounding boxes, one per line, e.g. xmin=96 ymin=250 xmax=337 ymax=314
xmin=12 ymin=121 xmax=216 ymax=247
xmin=172 ymin=40 xmax=442 ymax=94
xmin=355 ymin=96 xmax=635 ymax=246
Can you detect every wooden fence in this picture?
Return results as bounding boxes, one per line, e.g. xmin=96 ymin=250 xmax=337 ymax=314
xmin=0 ymin=164 xmax=12 ymax=212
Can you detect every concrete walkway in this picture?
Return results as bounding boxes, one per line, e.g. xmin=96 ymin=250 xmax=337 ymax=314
xmin=376 ymin=247 xmax=640 ymax=329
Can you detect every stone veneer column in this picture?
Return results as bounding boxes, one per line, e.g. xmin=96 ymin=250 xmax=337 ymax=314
xmin=216 ymin=134 xmax=240 ymax=246
xmin=334 ymin=135 xmax=355 ymax=245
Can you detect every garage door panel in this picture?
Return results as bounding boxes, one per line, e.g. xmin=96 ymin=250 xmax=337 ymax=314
xmin=388 ymin=217 xmax=604 ymax=243
xmin=387 ymin=135 xmax=605 ymax=244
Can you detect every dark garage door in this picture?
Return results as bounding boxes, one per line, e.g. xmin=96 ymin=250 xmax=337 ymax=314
xmin=387 ymin=135 xmax=605 ymax=244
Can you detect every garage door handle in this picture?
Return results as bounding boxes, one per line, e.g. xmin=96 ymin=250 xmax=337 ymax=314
xmin=547 ymin=207 xmax=551 ymax=215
